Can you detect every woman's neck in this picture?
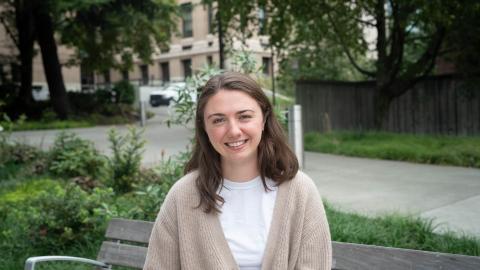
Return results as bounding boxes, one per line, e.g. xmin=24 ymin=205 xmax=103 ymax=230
xmin=221 ymin=158 xmax=259 ymax=182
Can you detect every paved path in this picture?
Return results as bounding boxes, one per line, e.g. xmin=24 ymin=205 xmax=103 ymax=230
xmin=304 ymin=152 xmax=480 ymax=237
xmin=11 ymin=108 xmax=480 ymax=238
xmin=11 ymin=107 xmax=194 ymax=166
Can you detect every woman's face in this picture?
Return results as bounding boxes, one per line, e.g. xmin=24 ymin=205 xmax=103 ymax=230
xmin=203 ymin=89 xmax=264 ymax=166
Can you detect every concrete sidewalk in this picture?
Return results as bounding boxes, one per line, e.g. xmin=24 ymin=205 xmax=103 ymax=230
xmin=304 ymin=152 xmax=480 ymax=237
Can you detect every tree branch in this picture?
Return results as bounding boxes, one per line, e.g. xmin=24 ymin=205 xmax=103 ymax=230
xmin=0 ymin=14 xmax=19 ymax=48
xmin=327 ymin=12 xmax=376 ymax=77
xmin=355 ymin=18 xmax=376 ymax=27
xmin=391 ymin=25 xmax=446 ymax=97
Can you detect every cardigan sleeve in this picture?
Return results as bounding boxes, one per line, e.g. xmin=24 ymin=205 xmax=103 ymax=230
xmin=295 ymin=177 xmax=332 ymax=270
xmin=143 ymin=189 xmax=181 ymax=270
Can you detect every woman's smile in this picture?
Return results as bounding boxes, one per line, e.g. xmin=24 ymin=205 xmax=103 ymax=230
xmin=225 ymin=139 xmax=249 ymax=149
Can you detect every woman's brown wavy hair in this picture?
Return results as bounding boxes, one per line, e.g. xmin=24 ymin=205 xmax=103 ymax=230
xmin=185 ymin=71 xmax=298 ymax=214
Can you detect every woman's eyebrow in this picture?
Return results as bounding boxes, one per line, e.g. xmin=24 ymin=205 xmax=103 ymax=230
xmin=206 ymin=109 xmax=255 ymax=119
xmin=237 ymin=109 xmax=255 ymax=114
xmin=207 ymin=113 xmax=225 ymax=119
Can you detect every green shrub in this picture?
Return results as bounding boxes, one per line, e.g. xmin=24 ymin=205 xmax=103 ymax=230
xmin=0 ymin=178 xmax=59 ymax=203
xmin=113 ymin=80 xmax=135 ymax=105
xmin=95 ymin=88 xmax=114 ymax=104
xmin=49 ymin=132 xmax=107 ymax=179
xmin=0 ymin=182 xmax=114 ymax=253
xmin=107 ymin=127 xmax=145 ymax=193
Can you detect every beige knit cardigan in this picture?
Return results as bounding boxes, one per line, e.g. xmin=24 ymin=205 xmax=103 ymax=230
xmin=143 ymin=170 xmax=332 ymax=270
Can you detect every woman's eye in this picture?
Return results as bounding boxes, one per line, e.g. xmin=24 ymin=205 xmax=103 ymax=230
xmin=212 ymin=118 xmax=224 ymax=124
xmin=239 ymin=115 xmax=252 ymax=120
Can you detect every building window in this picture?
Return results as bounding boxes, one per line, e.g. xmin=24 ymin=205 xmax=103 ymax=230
xmin=182 ymin=45 xmax=192 ymax=50
xmin=207 ymin=4 xmax=213 ymax=34
xmin=121 ymin=69 xmax=129 ymax=81
xmin=81 ymin=63 xmax=95 ymax=90
xmin=182 ymin=59 xmax=192 ymax=79
xmin=262 ymin=57 xmax=271 ymax=75
xmin=140 ymin=64 xmax=149 ymax=85
xmin=103 ymin=70 xmax=111 ymax=85
xmin=160 ymin=62 xmax=170 ymax=82
xmin=207 ymin=55 xmax=213 ymax=66
xmin=181 ymin=3 xmax=193 ymax=38
xmin=258 ymin=8 xmax=267 ymax=35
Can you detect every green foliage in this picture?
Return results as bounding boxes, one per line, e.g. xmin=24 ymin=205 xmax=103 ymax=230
xmin=305 ymin=131 xmax=480 ymax=168
xmin=49 ymin=132 xmax=107 ymax=179
xmin=112 ymin=80 xmax=135 ymax=105
xmin=0 ymin=180 xmax=114 ymax=254
xmin=107 ymin=127 xmax=146 ymax=193
xmin=229 ymin=49 xmax=261 ymax=74
xmin=57 ymin=0 xmax=178 ymax=72
xmin=325 ymin=203 xmax=480 ymax=256
xmin=168 ymin=65 xmax=223 ymax=127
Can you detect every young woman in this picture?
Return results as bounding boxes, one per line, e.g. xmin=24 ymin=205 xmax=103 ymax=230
xmin=144 ymin=72 xmax=332 ymax=270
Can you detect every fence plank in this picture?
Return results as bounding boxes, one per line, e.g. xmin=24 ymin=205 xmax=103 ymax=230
xmin=296 ymin=75 xmax=480 ymax=135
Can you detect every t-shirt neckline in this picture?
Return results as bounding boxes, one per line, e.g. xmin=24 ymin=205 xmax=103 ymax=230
xmin=223 ymin=175 xmax=262 ymax=190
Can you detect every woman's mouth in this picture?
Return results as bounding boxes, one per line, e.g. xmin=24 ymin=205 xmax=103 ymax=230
xmin=225 ymin=139 xmax=248 ymax=148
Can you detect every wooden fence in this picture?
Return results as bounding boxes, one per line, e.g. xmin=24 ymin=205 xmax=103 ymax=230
xmin=296 ymin=75 xmax=480 ymax=135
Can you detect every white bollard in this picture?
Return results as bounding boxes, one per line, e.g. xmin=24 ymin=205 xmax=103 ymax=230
xmin=288 ymin=105 xmax=304 ymax=169
xmin=137 ymin=86 xmax=149 ymax=127
xmin=140 ymin=101 xmax=146 ymax=127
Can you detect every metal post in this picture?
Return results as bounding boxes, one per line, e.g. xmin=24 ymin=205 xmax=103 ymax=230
xmin=140 ymin=101 xmax=146 ymax=127
xmin=136 ymin=84 xmax=147 ymax=127
xmin=288 ymin=105 xmax=304 ymax=169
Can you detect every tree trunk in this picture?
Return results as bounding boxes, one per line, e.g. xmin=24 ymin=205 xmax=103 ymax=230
xmin=373 ymin=86 xmax=392 ymax=130
xmin=14 ymin=0 xmax=36 ymax=119
xmin=34 ymin=5 xmax=70 ymax=119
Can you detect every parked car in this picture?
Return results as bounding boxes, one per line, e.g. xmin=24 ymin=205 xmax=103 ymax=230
xmin=32 ymin=84 xmax=49 ymax=101
xmin=149 ymin=82 xmax=195 ymax=107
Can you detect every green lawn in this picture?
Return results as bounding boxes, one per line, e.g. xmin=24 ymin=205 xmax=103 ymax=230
xmin=326 ymin=203 xmax=479 ymax=256
xmin=305 ymin=131 xmax=480 ymax=168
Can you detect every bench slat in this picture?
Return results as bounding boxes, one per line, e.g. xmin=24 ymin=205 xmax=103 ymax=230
xmin=332 ymin=241 xmax=480 ymax=270
xmin=105 ymin=218 xmax=154 ymax=243
xmin=97 ymin=241 xmax=148 ymax=269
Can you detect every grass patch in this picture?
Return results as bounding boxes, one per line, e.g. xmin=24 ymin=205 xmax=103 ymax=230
xmin=10 ymin=120 xmax=93 ymax=131
xmin=305 ymin=131 xmax=480 ymax=168
xmin=326 ymin=203 xmax=480 ymax=256
xmin=1 ymin=114 xmax=140 ymax=131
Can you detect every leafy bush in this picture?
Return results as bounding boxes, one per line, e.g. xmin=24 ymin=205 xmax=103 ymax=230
xmin=107 ymin=127 xmax=145 ymax=193
xmin=49 ymin=132 xmax=107 ymax=179
xmin=68 ymin=92 xmax=99 ymax=114
xmin=113 ymin=80 xmax=135 ymax=105
xmin=0 ymin=181 xmax=114 ymax=253
xmin=95 ymin=88 xmax=114 ymax=104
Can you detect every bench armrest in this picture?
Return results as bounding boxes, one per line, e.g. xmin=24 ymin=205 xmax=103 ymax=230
xmin=25 ymin=256 xmax=109 ymax=270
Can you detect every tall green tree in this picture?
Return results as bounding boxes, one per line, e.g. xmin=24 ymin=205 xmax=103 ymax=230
xmin=0 ymin=0 xmax=177 ymax=119
xmin=211 ymin=0 xmax=478 ymax=129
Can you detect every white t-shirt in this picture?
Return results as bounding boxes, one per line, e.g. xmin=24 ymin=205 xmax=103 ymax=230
xmin=218 ymin=176 xmax=278 ymax=270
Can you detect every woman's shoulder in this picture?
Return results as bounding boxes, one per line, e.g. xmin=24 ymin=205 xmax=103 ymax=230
xmin=168 ymin=170 xmax=199 ymax=197
xmin=289 ymin=170 xmax=317 ymax=189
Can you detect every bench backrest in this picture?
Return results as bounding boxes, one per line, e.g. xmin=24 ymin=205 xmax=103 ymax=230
xmin=98 ymin=218 xmax=480 ymax=269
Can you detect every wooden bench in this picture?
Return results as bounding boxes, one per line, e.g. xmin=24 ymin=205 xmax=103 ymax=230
xmin=25 ymin=218 xmax=480 ymax=270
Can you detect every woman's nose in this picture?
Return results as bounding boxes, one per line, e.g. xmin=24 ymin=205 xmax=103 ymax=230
xmin=227 ymin=120 xmax=242 ymax=137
